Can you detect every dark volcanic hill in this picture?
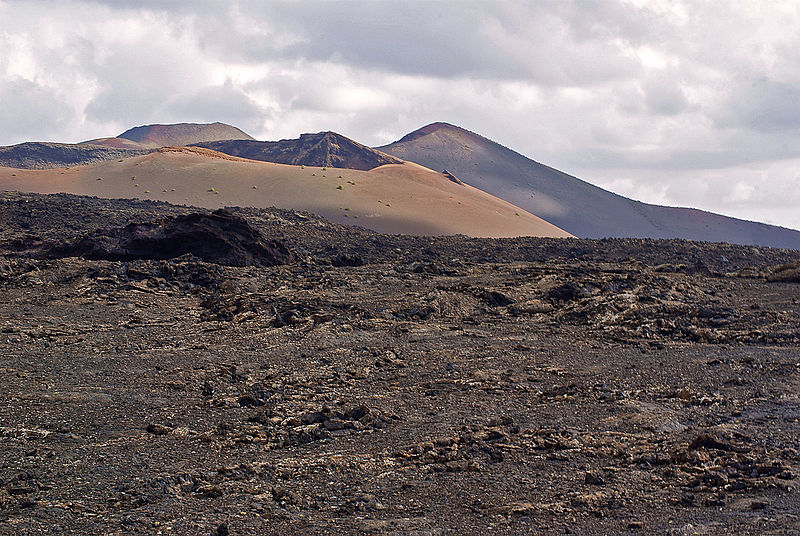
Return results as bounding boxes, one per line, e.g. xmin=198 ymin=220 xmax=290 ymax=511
xmin=117 ymin=122 xmax=254 ymax=149
xmin=379 ymin=122 xmax=800 ymax=249
xmin=194 ymin=131 xmax=404 ymax=171
xmin=0 ymin=142 xmax=150 ymax=169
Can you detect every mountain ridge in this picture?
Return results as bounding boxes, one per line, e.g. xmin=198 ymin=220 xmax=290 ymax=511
xmin=193 ymin=131 xmax=403 ymax=171
xmin=117 ymin=121 xmax=254 ymax=149
xmin=379 ymin=122 xmax=800 ymax=249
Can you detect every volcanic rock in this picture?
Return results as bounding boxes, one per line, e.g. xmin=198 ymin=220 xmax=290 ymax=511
xmin=768 ymin=260 xmax=800 ymax=282
xmin=44 ymin=209 xmax=293 ymax=266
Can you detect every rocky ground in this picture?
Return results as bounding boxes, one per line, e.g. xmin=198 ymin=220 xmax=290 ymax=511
xmin=1 ymin=192 xmax=799 ymax=535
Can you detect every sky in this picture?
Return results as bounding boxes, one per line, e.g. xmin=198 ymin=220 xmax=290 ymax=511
xmin=1 ymin=0 xmax=799 ymax=230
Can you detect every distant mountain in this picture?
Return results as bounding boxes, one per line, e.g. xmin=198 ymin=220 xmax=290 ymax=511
xmin=0 ymin=142 xmax=150 ymax=169
xmin=194 ymin=131 xmax=404 ymax=171
xmin=379 ymin=122 xmax=800 ymax=249
xmin=116 ymin=122 xmax=253 ymax=149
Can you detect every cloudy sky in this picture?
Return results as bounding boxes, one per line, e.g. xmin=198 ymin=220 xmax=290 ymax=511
xmin=2 ymin=1 xmax=799 ymax=230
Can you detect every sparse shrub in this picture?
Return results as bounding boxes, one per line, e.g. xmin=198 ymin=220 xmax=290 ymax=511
xmin=336 ymin=185 xmax=344 ymax=190
xmin=97 ymin=177 xmax=103 ymax=181
xmin=252 ymin=185 xmax=258 ymax=189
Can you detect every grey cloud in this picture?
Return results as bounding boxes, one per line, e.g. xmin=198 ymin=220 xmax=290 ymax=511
xmin=716 ymin=78 xmax=800 ymax=133
xmin=642 ymin=76 xmax=689 ymax=116
xmin=83 ymin=25 xmax=212 ymax=126
xmin=560 ymin=136 xmax=799 ymax=173
xmin=176 ymin=1 xmax=643 ymax=85
xmin=0 ymin=78 xmax=75 ymax=144
xmin=16 ymin=1 xmax=652 ymax=85
xmin=165 ymin=82 xmax=267 ymax=135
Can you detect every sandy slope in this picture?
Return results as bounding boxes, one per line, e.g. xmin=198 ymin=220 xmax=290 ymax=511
xmin=0 ymin=147 xmax=571 ymax=238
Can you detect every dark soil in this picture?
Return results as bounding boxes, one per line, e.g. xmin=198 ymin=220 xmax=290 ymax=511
xmin=1 ymin=192 xmax=799 ymax=535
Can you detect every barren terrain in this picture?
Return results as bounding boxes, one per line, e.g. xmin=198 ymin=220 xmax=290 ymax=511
xmin=0 ymin=192 xmax=798 ymax=534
